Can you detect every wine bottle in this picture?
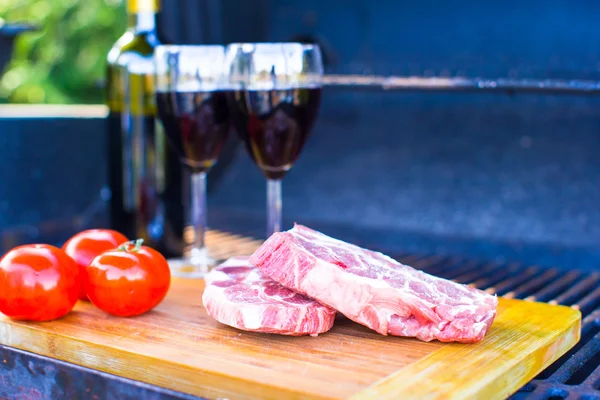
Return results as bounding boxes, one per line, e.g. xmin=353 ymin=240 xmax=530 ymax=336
xmin=105 ymin=0 xmax=185 ymax=258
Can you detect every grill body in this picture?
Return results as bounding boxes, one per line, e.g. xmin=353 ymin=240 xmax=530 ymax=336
xmin=1 ymin=0 xmax=599 ymax=398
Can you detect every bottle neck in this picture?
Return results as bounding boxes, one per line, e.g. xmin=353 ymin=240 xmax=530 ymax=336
xmin=128 ymin=11 xmax=156 ymax=33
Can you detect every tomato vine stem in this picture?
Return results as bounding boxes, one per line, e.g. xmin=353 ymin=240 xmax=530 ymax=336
xmin=117 ymin=239 xmax=144 ymax=253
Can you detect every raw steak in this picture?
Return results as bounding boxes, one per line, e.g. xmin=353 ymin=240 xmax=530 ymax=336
xmin=202 ymin=256 xmax=336 ymax=336
xmin=249 ymin=225 xmax=498 ymax=343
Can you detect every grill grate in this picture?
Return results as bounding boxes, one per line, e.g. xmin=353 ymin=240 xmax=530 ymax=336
xmin=395 ymin=254 xmax=600 ymax=400
xmin=203 ymin=230 xmax=599 ymax=400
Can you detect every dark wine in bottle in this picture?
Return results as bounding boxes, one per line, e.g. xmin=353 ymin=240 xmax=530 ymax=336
xmin=105 ymin=0 xmax=185 ymax=258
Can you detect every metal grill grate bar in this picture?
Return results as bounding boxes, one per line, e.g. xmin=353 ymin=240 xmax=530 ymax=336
xmin=551 ymin=274 xmax=600 ymax=306
xmin=583 ymin=359 xmax=600 ymax=388
xmin=469 ymin=263 xmax=521 ymax=292
xmin=524 ymin=270 xmax=583 ymax=303
xmin=503 ymin=268 xmax=560 ymax=299
xmin=440 ymin=260 xmax=489 ymax=282
xmin=550 ymin=338 xmax=600 ymax=384
xmin=390 ymin=253 xmax=411 ymax=263
xmin=575 ymin=287 xmax=600 ymax=317
xmin=488 ymin=266 xmax=542 ymax=296
xmin=396 ymin=254 xmax=424 ymax=265
xmin=451 ymin=262 xmax=504 ymax=285
xmin=403 ymin=256 xmax=443 ymax=270
xmin=516 ymin=392 xmax=561 ymax=400
xmin=417 ymin=256 xmax=466 ymax=276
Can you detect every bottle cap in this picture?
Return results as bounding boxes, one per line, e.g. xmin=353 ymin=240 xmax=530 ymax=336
xmin=127 ymin=0 xmax=160 ymax=13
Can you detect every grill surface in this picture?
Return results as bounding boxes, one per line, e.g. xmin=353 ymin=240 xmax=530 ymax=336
xmin=200 ymin=229 xmax=598 ymax=400
xmin=1 ymin=229 xmax=596 ymax=399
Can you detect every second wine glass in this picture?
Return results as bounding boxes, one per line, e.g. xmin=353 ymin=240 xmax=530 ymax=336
xmin=223 ymin=43 xmax=324 ymax=237
xmin=154 ymin=45 xmax=230 ymax=277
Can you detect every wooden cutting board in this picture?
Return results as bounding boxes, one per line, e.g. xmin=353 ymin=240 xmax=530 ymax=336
xmin=0 ymin=276 xmax=581 ymax=400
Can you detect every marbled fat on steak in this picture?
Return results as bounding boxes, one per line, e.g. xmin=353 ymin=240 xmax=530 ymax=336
xmin=249 ymin=225 xmax=498 ymax=343
xmin=202 ymin=256 xmax=336 ymax=336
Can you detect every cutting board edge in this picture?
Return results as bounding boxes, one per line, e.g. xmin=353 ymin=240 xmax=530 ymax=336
xmin=0 ymin=321 xmax=338 ymax=400
xmin=350 ymin=300 xmax=582 ymax=400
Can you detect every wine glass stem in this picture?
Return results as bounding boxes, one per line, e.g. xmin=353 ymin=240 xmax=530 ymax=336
xmin=267 ymin=179 xmax=282 ymax=237
xmin=191 ymin=171 xmax=208 ymax=252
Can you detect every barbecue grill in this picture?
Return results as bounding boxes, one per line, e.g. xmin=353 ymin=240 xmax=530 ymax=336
xmin=0 ymin=230 xmax=598 ymax=399
xmin=1 ymin=0 xmax=600 ymax=398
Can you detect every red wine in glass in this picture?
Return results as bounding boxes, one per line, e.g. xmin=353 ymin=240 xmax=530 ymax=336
xmin=228 ymin=87 xmax=322 ymax=180
xmin=156 ymin=90 xmax=230 ymax=172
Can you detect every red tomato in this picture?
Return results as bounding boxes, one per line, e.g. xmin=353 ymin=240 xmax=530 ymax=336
xmin=62 ymin=229 xmax=129 ymax=300
xmin=0 ymin=244 xmax=80 ymax=321
xmin=84 ymin=239 xmax=171 ymax=317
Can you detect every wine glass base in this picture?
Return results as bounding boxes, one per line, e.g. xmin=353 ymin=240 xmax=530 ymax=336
xmin=168 ymin=248 xmax=218 ymax=279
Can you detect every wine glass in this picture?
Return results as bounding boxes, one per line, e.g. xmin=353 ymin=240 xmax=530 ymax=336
xmin=154 ymin=45 xmax=229 ymax=277
xmin=223 ymin=43 xmax=323 ymax=237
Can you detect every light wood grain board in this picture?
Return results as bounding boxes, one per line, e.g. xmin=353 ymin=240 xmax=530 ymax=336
xmin=0 ymin=231 xmax=582 ymax=400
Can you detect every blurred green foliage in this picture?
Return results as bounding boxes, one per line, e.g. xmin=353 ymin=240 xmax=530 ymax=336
xmin=0 ymin=0 xmax=126 ymax=104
